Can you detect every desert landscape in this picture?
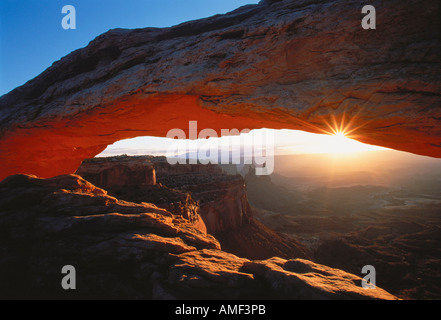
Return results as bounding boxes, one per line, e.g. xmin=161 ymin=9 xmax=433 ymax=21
xmin=244 ymin=151 xmax=441 ymax=299
xmin=0 ymin=155 xmax=396 ymax=300
xmin=0 ymin=0 xmax=440 ymax=302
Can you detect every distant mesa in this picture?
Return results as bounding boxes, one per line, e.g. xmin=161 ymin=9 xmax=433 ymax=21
xmin=76 ymin=156 xmax=157 ymax=187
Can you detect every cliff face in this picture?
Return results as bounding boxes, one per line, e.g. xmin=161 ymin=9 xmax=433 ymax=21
xmin=75 ymin=155 xmax=251 ymax=234
xmin=76 ymin=156 xmax=207 ymax=233
xmin=153 ymin=158 xmax=253 ymax=235
xmin=0 ymin=173 xmax=397 ymax=299
xmin=76 ymin=157 xmax=156 ymax=188
xmin=0 ymin=0 xmax=440 ymax=180
xmin=198 ymin=180 xmax=252 ymax=235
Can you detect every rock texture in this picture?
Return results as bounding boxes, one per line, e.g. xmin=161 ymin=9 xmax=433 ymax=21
xmin=153 ymin=158 xmax=253 ymax=235
xmin=75 ymin=155 xmax=250 ymax=234
xmin=75 ymin=155 xmax=308 ymax=260
xmin=0 ymin=0 xmax=440 ymax=180
xmin=0 ymin=173 xmax=397 ymax=299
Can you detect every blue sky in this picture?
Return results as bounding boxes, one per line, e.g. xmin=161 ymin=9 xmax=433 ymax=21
xmin=0 ymin=0 xmax=259 ymax=96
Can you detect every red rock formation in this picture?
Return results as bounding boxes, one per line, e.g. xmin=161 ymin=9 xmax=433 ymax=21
xmin=76 ymin=155 xmax=252 ymax=234
xmin=0 ymin=173 xmax=397 ymax=299
xmin=75 ymin=155 xmax=250 ymax=234
xmin=76 ymin=156 xmax=207 ymax=232
xmin=76 ymin=156 xmax=156 ymax=188
xmin=153 ymin=160 xmax=252 ymax=234
xmin=75 ymin=155 xmax=308 ymax=260
xmin=0 ymin=0 xmax=440 ymax=180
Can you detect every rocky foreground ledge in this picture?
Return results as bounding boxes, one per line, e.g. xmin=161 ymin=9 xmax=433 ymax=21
xmin=0 ymin=174 xmax=396 ymax=299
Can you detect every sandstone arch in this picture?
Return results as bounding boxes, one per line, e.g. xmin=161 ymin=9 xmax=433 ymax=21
xmin=0 ymin=0 xmax=440 ymax=180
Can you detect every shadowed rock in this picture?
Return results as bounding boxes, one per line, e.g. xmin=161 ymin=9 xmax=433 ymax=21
xmin=0 ymin=173 xmax=397 ymax=299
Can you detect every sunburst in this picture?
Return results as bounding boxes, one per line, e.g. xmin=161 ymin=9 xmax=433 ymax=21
xmin=314 ymin=112 xmax=381 ymax=154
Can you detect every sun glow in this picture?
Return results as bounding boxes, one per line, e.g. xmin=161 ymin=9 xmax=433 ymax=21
xmin=285 ymin=130 xmax=387 ymax=155
xmin=327 ymin=131 xmax=376 ymax=154
xmin=306 ymin=112 xmax=388 ymax=155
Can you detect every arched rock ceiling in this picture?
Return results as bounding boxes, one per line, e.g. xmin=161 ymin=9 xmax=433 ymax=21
xmin=0 ymin=0 xmax=440 ymax=180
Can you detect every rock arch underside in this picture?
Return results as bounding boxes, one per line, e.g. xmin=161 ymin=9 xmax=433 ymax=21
xmin=1 ymin=0 xmax=441 ymax=301
xmin=0 ymin=0 xmax=440 ymax=181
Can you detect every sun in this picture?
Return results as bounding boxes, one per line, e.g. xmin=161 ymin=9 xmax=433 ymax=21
xmin=327 ymin=130 xmax=380 ymax=154
xmin=307 ymin=112 xmax=387 ymax=155
xmin=330 ymin=131 xmax=353 ymax=153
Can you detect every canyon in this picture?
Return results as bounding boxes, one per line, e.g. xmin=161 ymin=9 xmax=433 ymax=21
xmin=244 ymin=152 xmax=441 ymax=299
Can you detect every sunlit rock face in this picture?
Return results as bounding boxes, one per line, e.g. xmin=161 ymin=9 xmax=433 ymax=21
xmin=0 ymin=0 xmax=440 ymax=180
